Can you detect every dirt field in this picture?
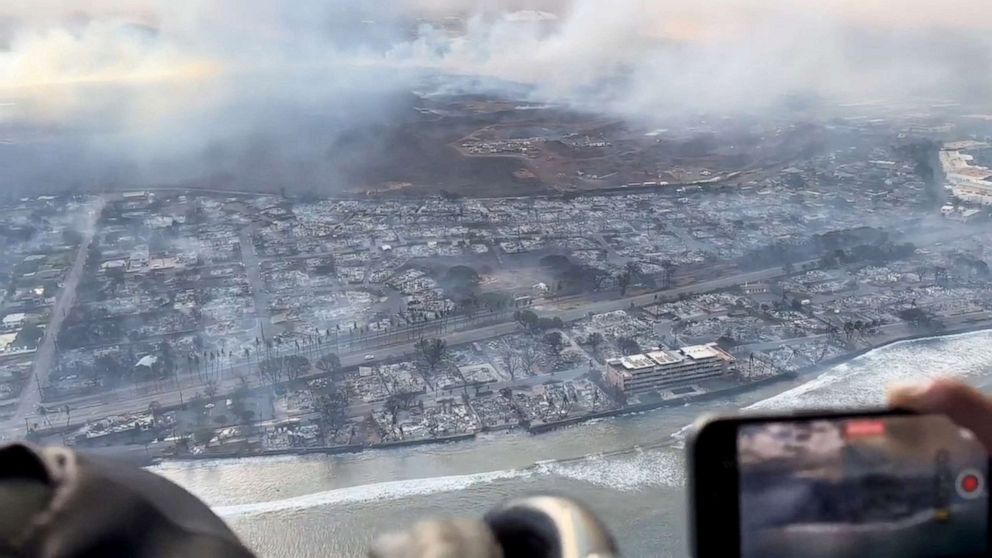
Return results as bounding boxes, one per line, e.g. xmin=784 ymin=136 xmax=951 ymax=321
xmin=22 ymin=89 xmax=822 ymax=200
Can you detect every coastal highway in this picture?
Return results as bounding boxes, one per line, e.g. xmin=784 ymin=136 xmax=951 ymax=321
xmin=4 ymin=261 xmax=808 ymax=438
xmin=540 ymin=261 xmax=816 ymax=320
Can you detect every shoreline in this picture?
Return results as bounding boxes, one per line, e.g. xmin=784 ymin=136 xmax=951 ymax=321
xmin=136 ymin=319 xmax=992 ymax=467
xmin=802 ymin=318 xmax=992 ymax=377
xmin=80 ymin=319 xmax=992 ymax=466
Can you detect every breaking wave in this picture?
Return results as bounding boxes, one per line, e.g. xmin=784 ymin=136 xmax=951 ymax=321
xmin=204 ymin=330 xmax=992 ymax=519
xmin=748 ymin=329 xmax=992 ymax=411
xmin=539 ymin=446 xmax=684 ymax=491
xmin=215 ymin=468 xmax=532 ymax=518
xmin=215 ymin=442 xmax=685 ymax=518
xmin=669 ymin=330 xmax=992 ymax=456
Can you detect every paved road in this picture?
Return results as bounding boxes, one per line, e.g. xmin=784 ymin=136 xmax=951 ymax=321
xmin=13 ymin=197 xmax=106 ymax=425
xmin=544 ymin=262 xmax=813 ymax=320
xmin=4 ymin=261 xmax=804 ymax=437
xmin=239 ymin=226 xmax=272 ymax=343
xmin=20 ymin=273 xmax=986 ymax=441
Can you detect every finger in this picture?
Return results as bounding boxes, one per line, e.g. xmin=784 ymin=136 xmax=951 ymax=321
xmin=889 ymin=378 xmax=992 ymax=452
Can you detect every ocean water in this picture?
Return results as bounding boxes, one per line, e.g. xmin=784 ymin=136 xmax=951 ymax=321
xmin=151 ymin=330 xmax=992 ymax=557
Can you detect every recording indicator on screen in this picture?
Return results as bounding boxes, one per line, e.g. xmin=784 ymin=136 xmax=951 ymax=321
xmin=843 ymin=419 xmax=886 ymax=438
xmin=957 ymin=469 xmax=985 ymax=500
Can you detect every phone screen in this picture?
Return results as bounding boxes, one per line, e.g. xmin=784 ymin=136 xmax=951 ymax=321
xmin=737 ymin=415 xmax=988 ymax=558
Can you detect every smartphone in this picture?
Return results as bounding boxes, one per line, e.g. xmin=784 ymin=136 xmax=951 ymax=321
xmin=688 ymin=410 xmax=990 ymax=558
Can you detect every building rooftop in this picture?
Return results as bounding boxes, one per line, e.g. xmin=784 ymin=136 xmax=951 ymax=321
xmin=646 ymin=350 xmax=682 ymax=366
xmin=611 ymin=343 xmax=737 ymax=370
xmin=619 ymin=354 xmax=655 ymax=370
xmin=0 ymin=333 xmax=17 ymax=351
xmin=136 ymin=355 xmax=158 ymax=368
xmin=2 ymin=313 xmax=26 ymax=325
xmin=680 ymin=344 xmax=723 ymax=360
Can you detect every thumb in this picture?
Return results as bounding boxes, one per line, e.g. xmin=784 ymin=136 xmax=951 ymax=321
xmin=889 ymin=378 xmax=992 ymax=453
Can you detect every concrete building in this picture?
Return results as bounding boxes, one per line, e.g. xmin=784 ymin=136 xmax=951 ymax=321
xmin=940 ymin=143 xmax=992 ymax=206
xmin=952 ymin=184 xmax=992 ymax=206
xmin=1 ymin=313 xmax=25 ymax=331
xmin=740 ymin=282 xmax=770 ymax=295
xmin=605 ymin=343 xmax=735 ymax=395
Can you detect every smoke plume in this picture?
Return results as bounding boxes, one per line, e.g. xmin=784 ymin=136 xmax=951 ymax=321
xmin=1 ymin=0 xmax=990 ymax=194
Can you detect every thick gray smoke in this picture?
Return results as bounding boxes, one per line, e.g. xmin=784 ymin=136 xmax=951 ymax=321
xmin=1 ymin=0 xmax=991 ymax=194
xmin=0 ymin=1 xmax=427 ymax=193
xmin=396 ymin=0 xmax=992 ymax=116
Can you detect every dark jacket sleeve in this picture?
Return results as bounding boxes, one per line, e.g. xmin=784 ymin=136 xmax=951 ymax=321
xmin=0 ymin=443 xmax=254 ymax=558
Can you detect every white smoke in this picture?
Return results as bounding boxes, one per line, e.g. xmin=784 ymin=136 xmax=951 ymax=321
xmin=395 ymin=0 xmax=992 ymax=116
xmin=1 ymin=0 xmax=991 ymax=192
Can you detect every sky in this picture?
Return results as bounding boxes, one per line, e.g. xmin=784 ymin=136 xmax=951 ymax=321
xmin=1 ymin=0 xmax=991 ymax=193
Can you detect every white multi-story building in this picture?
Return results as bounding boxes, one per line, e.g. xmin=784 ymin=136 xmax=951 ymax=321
xmin=605 ymin=343 xmax=735 ymax=395
xmin=940 ymin=143 xmax=992 ymax=206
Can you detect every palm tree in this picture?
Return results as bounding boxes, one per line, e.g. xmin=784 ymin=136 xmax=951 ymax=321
xmin=587 ymin=332 xmax=604 ymax=357
xmin=148 ymin=400 xmax=162 ymax=428
xmin=36 ymin=405 xmax=49 ymax=427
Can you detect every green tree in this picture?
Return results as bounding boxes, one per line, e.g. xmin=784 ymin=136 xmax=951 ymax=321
xmin=283 ymin=355 xmax=310 ymax=384
xmin=616 ymin=336 xmax=641 ymax=356
xmin=13 ymin=323 xmax=43 ymax=349
xmin=317 ymin=353 xmax=341 ymax=372
xmin=514 ymin=310 xmax=539 ymax=330
xmin=315 ymin=387 xmax=348 ymax=429
xmin=193 ymin=427 xmax=214 ymax=446
xmin=587 ymin=332 xmax=604 ymax=355
xmin=543 ymin=331 xmax=564 ymax=355
xmin=415 ymin=338 xmax=447 ymax=371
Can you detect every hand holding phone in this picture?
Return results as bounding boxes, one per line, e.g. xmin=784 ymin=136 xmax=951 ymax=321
xmin=890 ymin=379 xmax=992 ymax=453
xmin=690 ymin=393 xmax=990 ymax=558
